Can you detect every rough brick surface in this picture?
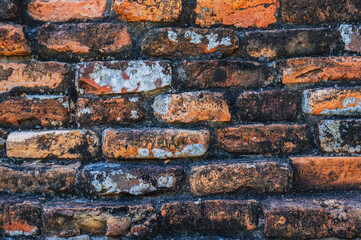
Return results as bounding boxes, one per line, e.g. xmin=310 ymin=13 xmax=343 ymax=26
xmin=0 ymin=130 xmax=7 ymax=153
xmin=237 ymin=89 xmax=299 ymax=121
xmin=0 ymin=0 xmax=19 ymax=21
xmin=153 ymin=91 xmax=231 ymax=123
xmin=339 ymin=24 xmax=361 ymax=53
xmin=291 ymin=156 xmax=361 ymax=191
xmin=114 ymin=0 xmax=182 ymax=22
xmin=217 ymin=124 xmax=308 ymax=154
xmin=76 ymin=61 xmax=171 ymax=95
xmin=195 ymin=0 xmax=279 ymax=28
xmin=0 ymin=24 xmax=31 ymax=56
xmin=81 ymin=164 xmax=184 ymax=196
xmin=27 ymin=0 xmax=107 ymax=22
xmin=280 ymin=57 xmax=361 ymax=84
xmin=142 ymin=28 xmax=239 ymax=56
xmin=190 ymin=160 xmax=292 ymax=196
xmin=103 ymin=128 xmax=210 ymax=159
xmin=6 ymin=130 xmax=99 ymax=159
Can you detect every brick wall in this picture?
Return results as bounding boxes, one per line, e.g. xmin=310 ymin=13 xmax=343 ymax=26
xmin=0 ymin=0 xmax=361 ymax=239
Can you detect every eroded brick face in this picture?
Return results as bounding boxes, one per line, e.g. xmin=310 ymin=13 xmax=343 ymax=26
xmin=339 ymin=24 xmax=361 ymax=53
xmin=0 ymin=24 xmax=31 ymax=56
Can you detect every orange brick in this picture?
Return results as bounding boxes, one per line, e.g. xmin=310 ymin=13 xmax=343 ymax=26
xmin=0 ymin=24 xmax=31 ymax=56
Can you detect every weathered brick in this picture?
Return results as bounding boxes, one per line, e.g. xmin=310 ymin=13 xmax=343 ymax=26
xmin=263 ymin=197 xmax=361 ymax=239
xmin=184 ymin=60 xmax=272 ymax=89
xmin=153 ymin=91 xmax=231 ymax=123
xmin=282 ymin=0 xmax=361 ymax=24
xmin=76 ymin=61 xmax=171 ymax=95
xmin=0 ymin=61 xmax=73 ymax=94
xmin=160 ymin=200 xmax=258 ymax=232
xmin=114 ymin=0 xmax=182 ymax=22
xmin=142 ymin=28 xmax=239 ymax=56
xmin=280 ymin=57 xmax=361 ymax=85
xmin=303 ymin=87 xmax=361 ymax=116
xmin=0 ymin=96 xmax=71 ymax=127
xmin=195 ymin=0 xmax=279 ymax=28
xmin=291 ymin=156 xmax=361 ymax=191
xmin=245 ymin=28 xmax=334 ymax=58
xmin=318 ymin=119 xmax=361 ymax=153
xmin=0 ymin=24 xmax=31 ymax=56
xmin=0 ymin=197 xmax=41 ymax=236
xmin=217 ymin=124 xmax=308 ymax=154
xmin=38 ymin=23 xmax=131 ymax=56
xmin=190 ymin=160 xmax=292 ymax=196
xmin=42 ymin=202 xmax=157 ymax=238
xmin=0 ymin=0 xmax=19 ymax=21
xmin=27 ymin=0 xmax=106 ymax=22
xmin=237 ymin=89 xmax=299 ymax=121
xmin=103 ymin=128 xmax=210 ymax=159
xmin=339 ymin=24 xmax=361 ymax=53
xmin=80 ymin=164 xmax=184 ymax=196
xmin=0 ymin=162 xmax=80 ymax=194
xmin=6 ymin=129 xmax=99 ymax=159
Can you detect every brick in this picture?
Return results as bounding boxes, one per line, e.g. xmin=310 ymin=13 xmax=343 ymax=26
xmin=38 ymin=23 xmax=131 ymax=56
xmin=114 ymin=0 xmax=182 ymax=22
xmin=6 ymin=129 xmax=99 ymax=159
xmin=280 ymin=56 xmax=361 ymax=85
xmin=0 ymin=24 xmax=31 ymax=56
xmin=339 ymin=24 xmax=361 ymax=53
xmin=76 ymin=61 xmax=171 ymax=95
xmin=318 ymin=119 xmax=361 ymax=153
xmin=103 ymin=128 xmax=210 ymax=159
xmin=0 ymin=61 xmax=73 ymax=94
xmin=184 ymin=60 xmax=272 ymax=89
xmin=27 ymin=0 xmax=107 ymax=22
xmin=0 ymin=162 xmax=80 ymax=194
xmin=160 ymin=200 xmax=258 ymax=231
xmin=0 ymin=96 xmax=71 ymax=127
xmin=42 ymin=202 xmax=157 ymax=238
xmin=195 ymin=0 xmax=279 ymax=28
xmin=80 ymin=164 xmax=184 ymax=196
xmin=291 ymin=156 xmax=361 ymax=191
xmin=0 ymin=129 xmax=7 ymax=153
xmin=0 ymin=0 xmax=19 ymax=21
xmin=237 ymin=89 xmax=299 ymax=121
xmin=303 ymin=87 xmax=361 ymax=116
xmin=282 ymin=0 xmax=361 ymax=24
xmin=142 ymin=28 xmax=239 ymax=56
xmin=217 ymin=124 xmax=308 ymax=154
xmin=190 ymin=160 xmax=292 ymax=196
xmin=245 ymin=28 xmax=334 ymax=58
xmin=153 ymin=91 xmax=231 ymax=123
xmin=0 ymin=197 xmax=41 ymax=236
xmin=263 ymin=197 xmax=361 ymax=239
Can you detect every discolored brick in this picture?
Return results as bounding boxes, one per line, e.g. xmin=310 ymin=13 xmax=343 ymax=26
xmin=76 ymin=61 xmax=171 ymax=95
xmin=339 ymin=24 xmax=361 ymax=53
xmin=0 ymin=96 xmax=71 ymax=127
xmin=0 ymin=24 xmax=31 ymax=56
xmin=0 ymin=0 xmax=19 ymax=21
xmin=291 ymin=156 xmax=361 ymax=191
xmin=153 ymin=91 xmax=231 ymax=123
xmin=142 ymin=28 xmax=239 ymax=56
xmin=114 ymin=0 xmax=182 ymax=22
xmin=195 ymin=0 xmax=279 ymax=28
xmin=217 ymin=124 xmax=308 ymax=154
xmin=80 ymin=164 xmax=184 ymax=196
xmin=237 ymin=89 xmax=299 ymax=121
xmin=103 ymin=128 xmax=210 ymax=159
xmin=6 ymin=129 xmax=99 ymax=159
xmin=0 ymin=129 xmax=8 ymax=153
xmin=190 ymin=160 xmax=292 ymax=196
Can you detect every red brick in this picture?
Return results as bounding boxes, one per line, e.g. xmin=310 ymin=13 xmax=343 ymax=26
xmin=0 ymin=0 xmax=20 ymax=21
xmin=27 ymin=0 xmax=107 ymax=22
xmin=114 ymin=0 xmax=182 ymax=22
xmin=0 ymin=96 xmax=71 ymax=127
xmin=142 ymin=28 xmax=239 ymax=56
xmin=280 ymin=57 xmax=361 ymax=85
xmin=103 ymin=128 xmax=210 ymax=159
xmin=195 ymin=0 xmax=279 ymax=28
xmin=190 ymin=160 xmax=292 ymax=196
xmin=339 ymin=24 xmax=361 ymax=53
xmin=291 ymin=156 xmax=361 ymax=191
xmin=153 ymin=91 xmax=231 ymax=123
xmin=217 ymin=124 xmax=308 ymax=154
xmin=160 ymin=200 xmax=258 ymax=231
xmin=6 ymin=129 xmax=99 ymax=159
xmin=0 ymin=24 xmax=31 ymax=56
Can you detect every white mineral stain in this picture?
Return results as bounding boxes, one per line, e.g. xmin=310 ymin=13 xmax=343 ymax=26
xmin=206 ymin=33 xmax=232 ymax=51
xmin=174 ymin=143 xmax=207 ymax=157
xmin=157 ymin=175 xmax=175 ymax=188
xmin=168 ymin=30 xmax=178 ymax=43
xmin=130 ymin=110 xmax=138 ymax=119
xmin=318 ymin=120 xmax=342 ymax=152
xmin=138 ymin=148 xmax=149 ymax=158
xmin=152 ymin=148 xmax=173 ymax=159
xmin=77 ymin=107 xmax=92 ymax=116
xmin=184 ymin=30 xmax=203 ymax=44
xmin=153 ymin=94 xmax=171 ymax=116
xmin=339 ymin=24 xmax=353 ymax=50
